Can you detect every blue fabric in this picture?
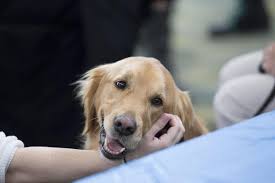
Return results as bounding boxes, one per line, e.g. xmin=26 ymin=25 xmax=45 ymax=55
xmin=75 ymin=111 xmax=275 ymax=183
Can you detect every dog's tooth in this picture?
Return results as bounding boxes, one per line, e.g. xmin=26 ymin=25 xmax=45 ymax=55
xmin=104 ymin=141 xmax=111 ymax=153
xmin=119 ymin=147 xmax=125 ymax=153
xmin=106 ymin=146 xmax=112 ymax=153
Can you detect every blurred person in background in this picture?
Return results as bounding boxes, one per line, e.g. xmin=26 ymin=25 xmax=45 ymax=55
xmin=210 ymin=0 xmax=270 ymax=37
xmin=214 ymin=42 xmax=275 ymax=128
xmin=135 ymin=0 xmax=174 ymax=72
xmin=0 ymin=0 xmax=154 ymax=148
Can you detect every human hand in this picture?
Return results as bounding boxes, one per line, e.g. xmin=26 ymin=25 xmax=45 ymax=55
xmin=262 ymin=42 xmax=275 ymax=77
xmin=128 ymin=113 xmax=185 ymax=160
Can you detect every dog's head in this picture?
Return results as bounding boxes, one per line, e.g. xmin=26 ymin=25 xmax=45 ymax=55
xmin=77 ymin=57 xmax=207 ymax=159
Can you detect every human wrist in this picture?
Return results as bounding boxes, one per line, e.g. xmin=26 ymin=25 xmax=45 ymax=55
xmin=125 ymin=151 xmax=138 ymax=162
xmin=96 ymin=149 xmax=122 ymax=167
xmin=126 ymin=145 xmax=153 ymax=162
xmin=1 ymin=133 xmax=24 ymax=183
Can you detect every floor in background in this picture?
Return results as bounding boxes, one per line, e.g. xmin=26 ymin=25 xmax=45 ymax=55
xmin=169 ymin=0 xmax=275 ymax=130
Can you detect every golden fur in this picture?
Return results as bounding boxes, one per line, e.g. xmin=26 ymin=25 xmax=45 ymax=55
xmin=77 ymin=57 xmax=207 ymax=150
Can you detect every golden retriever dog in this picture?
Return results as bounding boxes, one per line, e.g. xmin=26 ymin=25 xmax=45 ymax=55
xmin=77 ymin=57 xmax=207 ymax=159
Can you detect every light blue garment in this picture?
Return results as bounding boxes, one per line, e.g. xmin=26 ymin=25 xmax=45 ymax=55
xmin=75 ymin=111 xmax=275 ymax=183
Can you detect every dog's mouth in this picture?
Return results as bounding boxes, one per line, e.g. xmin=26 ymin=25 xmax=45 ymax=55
xmin=100 ymin=124 xmax=127 ymax=160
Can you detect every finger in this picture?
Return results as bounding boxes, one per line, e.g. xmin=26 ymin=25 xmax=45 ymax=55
xmin=159 ymin=127 xmax=180 ymax=146
xmin=166 ymin=115 xmax=185 ymax=144
xmin=167 ymin=114 xmax=185 ymax=133
xmin=159 ymin=127 xmax=179 ymax=145
xmin=146 ymin=113 xmax=172 ymax=138
xmin=174 ymin=125 xmax=185 ymax=143
xmin=175 ymin=115 xmax=185 ymax=134
xmin=159 ymin=115 xmax=183 ymax=144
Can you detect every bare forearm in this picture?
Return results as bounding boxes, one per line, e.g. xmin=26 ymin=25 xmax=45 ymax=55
xmin=4 ymin=113 xmax=185 ymax=182
xmin=6 ymin=147 xmax=120 ymax=183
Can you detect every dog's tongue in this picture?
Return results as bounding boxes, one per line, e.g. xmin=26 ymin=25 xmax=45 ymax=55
xmin=106 ymin=137 xmax=125 ymax=153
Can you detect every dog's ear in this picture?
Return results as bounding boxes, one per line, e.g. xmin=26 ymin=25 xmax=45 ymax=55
xmin=77 ymin=65 xmax=108 ymax=136
xmin=175 ymin=90 xmax=208 ymax=141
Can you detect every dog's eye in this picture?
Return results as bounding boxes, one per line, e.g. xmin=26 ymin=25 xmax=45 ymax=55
xmin=151 ymin=97 xmax=163 ymax=106
xmin=115 ymin=80 xmax=127 ymax=89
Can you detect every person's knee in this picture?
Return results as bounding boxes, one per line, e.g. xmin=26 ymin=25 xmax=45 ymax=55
xmin=214 ymin=79 xmax=245 ymax=128
xmin=219 ymin=51 xmax=263 ymax=85
xmin=219 ymin=59 xmax=239 ymax=85
xmin=214 ymin=74 xmax=274 ymax=128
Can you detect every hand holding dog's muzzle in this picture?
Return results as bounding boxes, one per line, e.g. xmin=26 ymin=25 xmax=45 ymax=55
xmin=127 ymin=113 xmax=185 ymax=161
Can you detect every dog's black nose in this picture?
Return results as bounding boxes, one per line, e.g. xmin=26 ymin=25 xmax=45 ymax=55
xmin=114 ymin=115 xmax=137 ymax=136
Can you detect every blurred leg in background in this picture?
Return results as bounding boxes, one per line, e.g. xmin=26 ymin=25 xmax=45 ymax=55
xmin=210 ymin=0 xmax=270 ymax=37
xmin=135 ymin=0 xmax=174 ymax=72
xmin=82 ymin=0 xmax=151 ymax=69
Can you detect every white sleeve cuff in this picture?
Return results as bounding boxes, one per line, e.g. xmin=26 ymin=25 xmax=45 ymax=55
xmin=0 ymin=132 xmax=24 ymax=183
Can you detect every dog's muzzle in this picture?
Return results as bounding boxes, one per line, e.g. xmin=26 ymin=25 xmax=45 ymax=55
xmin=99 ymin=123 xmax=127 ymax=160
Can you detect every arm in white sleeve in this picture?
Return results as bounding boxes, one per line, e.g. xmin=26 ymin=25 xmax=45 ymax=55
xmin=0 ymin=132 xmax=24 ymax=183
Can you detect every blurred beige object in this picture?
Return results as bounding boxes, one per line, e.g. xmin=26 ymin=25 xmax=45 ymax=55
xmin=214 ymin=51 xmax=275 ymax=128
